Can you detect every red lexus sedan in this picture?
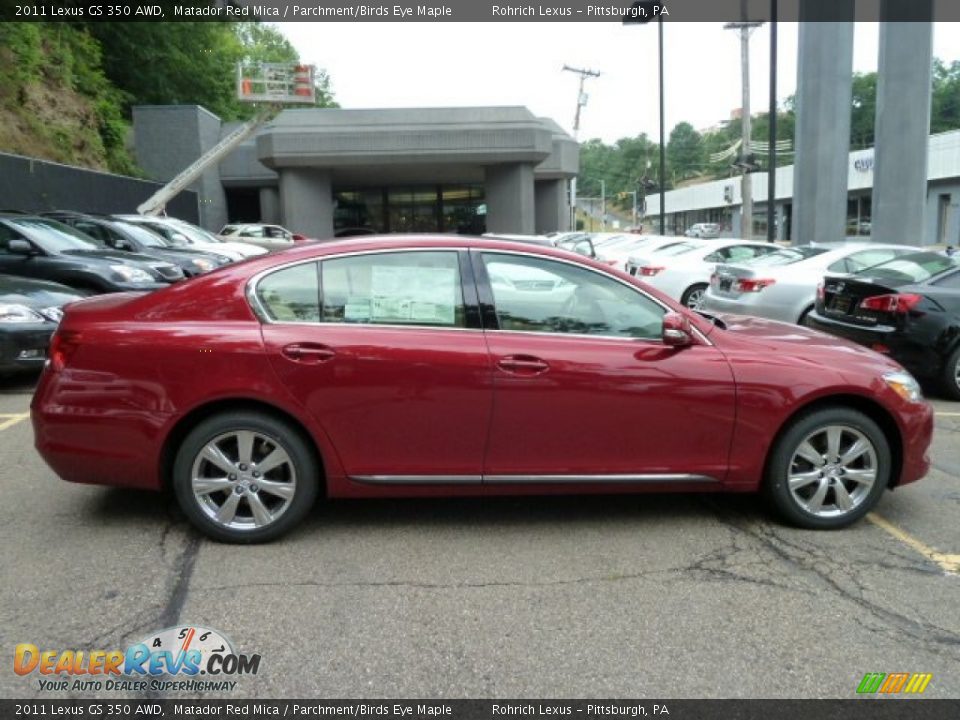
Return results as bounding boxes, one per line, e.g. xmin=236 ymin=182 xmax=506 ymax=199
xmin=31 ymin=236 xmax=934 ymax=542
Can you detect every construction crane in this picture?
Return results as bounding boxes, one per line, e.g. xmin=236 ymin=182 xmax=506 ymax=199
xmin=136 ymin=107 xmax=276 ymax=216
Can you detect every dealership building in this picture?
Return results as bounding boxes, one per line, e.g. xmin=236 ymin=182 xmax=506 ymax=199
xmin=133 ymin=105 xmax=579 ymax=238
xmin=646 ymin=129 xmax=960 ymax=247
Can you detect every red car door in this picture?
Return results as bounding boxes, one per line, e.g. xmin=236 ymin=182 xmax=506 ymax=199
xmin=256 ymin=250 xmax=492 ymax=482
xmin=475 ymin=250 xmax=736 ymax=483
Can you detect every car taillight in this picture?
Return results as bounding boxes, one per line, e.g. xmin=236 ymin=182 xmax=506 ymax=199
xmin=49 ymin=330 xmax=81 ymax=372
xmin=816 ymin=282 xmax=825 ymax=302
xmin=709 ymin=272 xmax=719 ymax=286
xmin=735 ymin=278 xmax=776 ymax=293
xmin=640 ymin=266 xmax=665 ymax=276
xmin=858 ymin=293 xmax=923 ymax=314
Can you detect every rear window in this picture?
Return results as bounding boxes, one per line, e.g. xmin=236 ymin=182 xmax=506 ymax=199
xmin=744 ymin=247 xmax=827 ymax=267
xmin=856 ymin=252 xmax=958 ymax=284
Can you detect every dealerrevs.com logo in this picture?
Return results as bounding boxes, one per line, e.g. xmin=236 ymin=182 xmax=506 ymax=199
xmin=14 ymin=626 xmax=261 ymax=693
xmin=856 ymin=672 xmax=933 ymax=695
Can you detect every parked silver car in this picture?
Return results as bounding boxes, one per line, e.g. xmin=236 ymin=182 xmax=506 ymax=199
xmin=700 ymin=242 xmax=916 ymax=324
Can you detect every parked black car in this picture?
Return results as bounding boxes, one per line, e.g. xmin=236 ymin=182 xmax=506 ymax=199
xmin=807 ymin=251 xmax=960 ymax=399
xmin=42 ymin=212 xmax=232 ymax=277
xmin=0 ymin=215 xmax=181 ymax=293
xmin=0 ymin=274 xmax=84 ymax=374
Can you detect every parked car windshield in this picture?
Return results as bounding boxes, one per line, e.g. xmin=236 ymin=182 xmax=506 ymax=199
xmin=742 ymin=246 xmax=828 ymax=267
xmin=113 ymin=221 xmax=169 ymax=248
xmin=855 ymin=252 xmax=958 ymax=284
xmin=9 ymin=217 xmax=106 ymax=252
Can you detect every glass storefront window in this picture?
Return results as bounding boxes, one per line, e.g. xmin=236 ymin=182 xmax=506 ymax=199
xmin=334 ymin=185 xmax=485 ymax=236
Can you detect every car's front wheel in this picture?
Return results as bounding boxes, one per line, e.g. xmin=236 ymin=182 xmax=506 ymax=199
xmin=173 ymin=411 xmax=319 ymax=543
xmin=765 ymin=407 xmax=890 ymax=529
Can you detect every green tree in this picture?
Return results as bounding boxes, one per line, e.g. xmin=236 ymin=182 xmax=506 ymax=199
xmin=666 ymin=122 xmax=704 ymax=180
xmin=931 ymin=59 xmax=960 ymax=134
xmin=850 ymin=71 xmax=877 ymax=149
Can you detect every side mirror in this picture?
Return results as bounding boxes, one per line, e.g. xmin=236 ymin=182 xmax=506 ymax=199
xmin=662 ymin=312 xmax=694 ymax=347
xmin=8 ymin=239 xmax=36 ymax=256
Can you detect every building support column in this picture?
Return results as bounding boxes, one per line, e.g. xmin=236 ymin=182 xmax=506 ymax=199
xmin=259 ymin=186 xmax=280 ymax=225
xmin=279 ymin=169 xmax=334 ymax=240
xmin=484 ymin=163 xmax=536 ymax=235
xmin=535 ymin=179 xmax=569 ymax=234
xmin=871 ymin=5 xmax=934 ymax=247
xmin=791 ymin=5 xmax=854 ymax=245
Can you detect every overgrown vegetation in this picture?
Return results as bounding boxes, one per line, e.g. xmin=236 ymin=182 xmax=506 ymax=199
xmin=0 ymin=20 xmax=337 ymax=174
xmin=581 ymin=62 xmax=960 ymax=213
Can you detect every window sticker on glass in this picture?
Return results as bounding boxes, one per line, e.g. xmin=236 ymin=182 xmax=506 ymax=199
xmin=369 ymin=265 xmax=457 ymax=324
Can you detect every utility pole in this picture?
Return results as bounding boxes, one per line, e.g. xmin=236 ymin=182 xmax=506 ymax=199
xmin=600 ymin=179 xmax=606 ymax=230
xmin=725 ymin=19 xmax=763 ymax=239
xmin=563 ymin=65 xmax=601 ymax=230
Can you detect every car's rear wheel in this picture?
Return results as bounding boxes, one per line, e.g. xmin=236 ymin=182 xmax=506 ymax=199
xmin=173 ymin=411 xmax=319 ymax=543
xmin=681 ymin=283 xmax=708 ymax=309
xmin=941 ymin=345 xmax=960 ymax=401
xmin=765 ymin=407 xmax=890 ymax=529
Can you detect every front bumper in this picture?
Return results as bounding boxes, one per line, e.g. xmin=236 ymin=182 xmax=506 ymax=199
xmin=0 ymin=322 xmax=57 ymax=373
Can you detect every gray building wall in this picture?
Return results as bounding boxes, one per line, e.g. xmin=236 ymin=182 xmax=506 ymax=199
xmin=926 ymin=181 xmax=960 ymax=247
xmin=133 ymin=105 xmax=226 ymax=230
xmin=0 ymin=151 xmax=199 ymax=221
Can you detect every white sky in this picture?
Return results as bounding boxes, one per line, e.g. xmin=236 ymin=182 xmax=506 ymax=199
xmin=282 ymin=22 xmax=960 ymax=144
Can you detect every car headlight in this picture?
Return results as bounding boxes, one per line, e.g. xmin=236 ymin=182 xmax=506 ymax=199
xmin=883 ymin=371 xmax=923 ymax=403
xmin=0 ymin=304 xmax=45 ymax=323
xmin=40 ymin=306 xmax=64 ymax=323
xmin=190 ymin=258 xmax=214 ymax=273
xmin=110 ymin=265 xmax=154 ymax=283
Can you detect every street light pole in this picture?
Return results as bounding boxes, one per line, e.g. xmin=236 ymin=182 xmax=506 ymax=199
xmin=767 ymin=0 xmax=778 ymax=242
xmin=623 ymin=1 xmax=666 ymax=235
xmin=726 ymin=17 xmax=763 ymax=239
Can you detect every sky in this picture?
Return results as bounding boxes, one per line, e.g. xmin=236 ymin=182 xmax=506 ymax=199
xmin=281 ymin=21 xmax=960 ymax=145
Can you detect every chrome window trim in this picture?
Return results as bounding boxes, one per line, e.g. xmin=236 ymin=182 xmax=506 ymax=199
xmin=245 ymin=244 xmax=712 ymax=346
xmin=352 ymin=474 xmax=719 ymax=486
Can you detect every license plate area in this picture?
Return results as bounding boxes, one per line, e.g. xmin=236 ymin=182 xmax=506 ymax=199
xmin=828 ymin=295 xmax=851 ymax=314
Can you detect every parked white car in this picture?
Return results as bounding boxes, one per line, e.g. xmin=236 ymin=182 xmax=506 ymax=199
xmin=220 ymin=223 xmax=306 ymax=252
xmin=626 ymin=240 xmax=781 ymax=308
xmin=114 ymin=216 xmax=267 ymax=261
xmin=700 ymin=242 xmax=917 ymax=324
xmin=686 ymin=223 xmax=721 ymax=239
xmin=603 ymin=236 xmax=689 ymax=271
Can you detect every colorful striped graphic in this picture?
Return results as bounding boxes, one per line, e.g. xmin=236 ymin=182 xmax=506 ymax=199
xmin=857 ymin=672 xmax=933 ymax=694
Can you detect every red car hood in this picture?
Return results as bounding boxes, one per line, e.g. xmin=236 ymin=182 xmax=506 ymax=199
xmin=712 ymin=313 xmax=905 ymax=374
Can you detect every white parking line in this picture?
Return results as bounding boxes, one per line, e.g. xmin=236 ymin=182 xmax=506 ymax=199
xmin=868 ymin=513 xmax=960 ymax=576
xmin=0 ymin=413 xmax=30 ymax=431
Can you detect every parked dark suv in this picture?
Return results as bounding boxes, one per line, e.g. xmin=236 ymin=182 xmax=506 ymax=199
xmin=0 ymin=215 xmax=180 ymax=293
xmin=42 ymin=212 xmax=232 ymax=277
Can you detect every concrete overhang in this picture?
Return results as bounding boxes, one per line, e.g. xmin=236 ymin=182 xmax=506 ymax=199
xmin=256 ymin=107 xmax=563 ymax=172
xmin=534 ymin=117 xmax=580 ymax=179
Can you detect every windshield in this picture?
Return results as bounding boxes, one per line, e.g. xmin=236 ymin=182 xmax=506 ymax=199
xmin=114 ymin=221 xmax=169 ymax=248
xmin=170 ymin=221 xmax=225 ymax=244
xmin=743 ymin=247 xmax=828 ymax=267
xmin=856 ymin=252 xmax=958 ymax=283
xmin=10 ymin=218 xmax=106 ymax=252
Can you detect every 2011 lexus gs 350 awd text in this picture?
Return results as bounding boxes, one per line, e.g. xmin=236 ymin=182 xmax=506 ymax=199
xmin=31 ymin=236 xmax=934 ymax=542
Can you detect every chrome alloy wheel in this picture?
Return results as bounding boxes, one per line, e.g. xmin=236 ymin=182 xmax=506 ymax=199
xmin=685 ymin=287 xmax=706 ymax=309
xmin=191 ymin=430 xmax=297 ymax=531
xmin=786 ymin=425 xmax=878 ymax=518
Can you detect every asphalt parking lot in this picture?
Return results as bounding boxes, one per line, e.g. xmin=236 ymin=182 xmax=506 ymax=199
xmin=1 ymin=373 xmax=958 ymax=700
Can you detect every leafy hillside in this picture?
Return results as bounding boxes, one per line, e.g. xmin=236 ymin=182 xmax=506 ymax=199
xmin=0 ymin=21 xmax=336 ymax=175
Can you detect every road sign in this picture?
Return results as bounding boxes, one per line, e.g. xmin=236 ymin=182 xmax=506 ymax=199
xmin=237 ymin=63 xmax=316 ymax=104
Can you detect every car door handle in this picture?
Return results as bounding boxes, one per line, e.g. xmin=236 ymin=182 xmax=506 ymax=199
xmin=497 ymin=355 xmax=550 ymax=375
xmin=281 ymin=343 xmax=336 ymax=364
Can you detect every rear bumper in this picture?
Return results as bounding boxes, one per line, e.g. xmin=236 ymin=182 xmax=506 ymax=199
xmin=700 ymin=292 xmax=799 ymax=324
xmin=805 ymin=310 xmax=945 ymax=381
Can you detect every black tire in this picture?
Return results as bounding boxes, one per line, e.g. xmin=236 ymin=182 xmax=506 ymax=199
xmin=941 ymin=345 xmax=960 ymax=401
xmin=173 ymin=411 xmax=320 ymax=543
xmin=681 ymin=283 xmax=709 ymax=309
xmin=764 ymin=406 xmax=891 ymax=530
